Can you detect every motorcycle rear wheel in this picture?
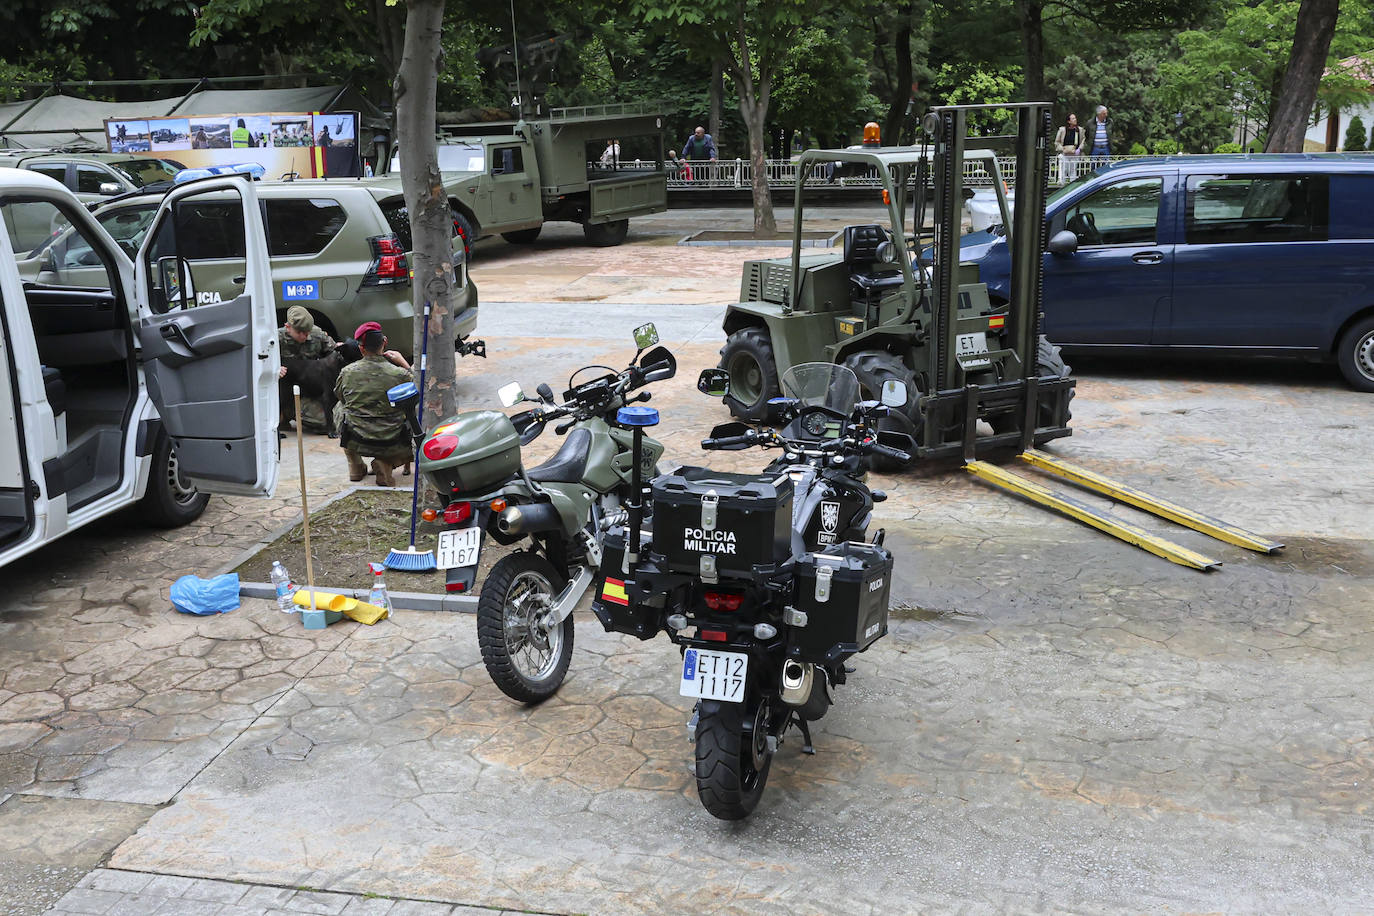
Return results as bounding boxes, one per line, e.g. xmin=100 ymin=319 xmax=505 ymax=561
xmin=477 ymin=552 xmax=573 ymax=704
xmin=694 ymin=701 xmax=772 ymax=820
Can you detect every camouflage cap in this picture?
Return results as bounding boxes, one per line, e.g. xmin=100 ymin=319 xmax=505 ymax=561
xmin=286 ymin=306 xmax=314 ymax=332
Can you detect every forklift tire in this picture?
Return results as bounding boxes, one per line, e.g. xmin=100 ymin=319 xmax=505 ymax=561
xmin=990 ymin=335 xmax=1073 ymax=433
xmin=583 ymin=219 xmax=629 ymax=247
xmin=720 ymin=327 xmax=781 ymax=421
xmin=501 ymin=227 xmax=542 ymax=244
xmin=843 ymin=350 xmax=920 ymax=470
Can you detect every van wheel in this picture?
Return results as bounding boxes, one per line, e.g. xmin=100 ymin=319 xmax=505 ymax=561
xmin=139 ymin=431 xmax=210 ymax=527
xmin=502 ymin=227 xmax=541 ymax=244
xmin=1336 ymin=316 xmax=1374 ymax=392
xmin=719 ymin=327 xmax=780 ymax=421
xmin=583 ymin=219 xmax=629 ymax=247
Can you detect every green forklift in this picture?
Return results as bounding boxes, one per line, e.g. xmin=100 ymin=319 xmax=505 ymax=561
xmin=718 ymin=102 xmax=1074 ymax=460
xmin=715 ymin=102 xmax=1284 ymax=570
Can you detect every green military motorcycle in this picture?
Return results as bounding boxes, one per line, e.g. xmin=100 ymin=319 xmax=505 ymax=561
xmin=404 ymin=324 xmax=675 ymax=702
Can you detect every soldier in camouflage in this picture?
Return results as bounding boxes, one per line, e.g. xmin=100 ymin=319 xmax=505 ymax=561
xmin=278 ymin=306 xmax=337 ymax=432
xmin=335 ymin=321 xmax=414 ymax=487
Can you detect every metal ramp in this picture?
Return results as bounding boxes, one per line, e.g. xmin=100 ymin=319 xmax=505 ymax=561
xmin=965 ymin=449 xmax=1283 ymax=571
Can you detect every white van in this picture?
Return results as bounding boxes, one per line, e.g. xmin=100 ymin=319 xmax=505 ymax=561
xmin=0 ymin=167 xmax=279 ymax=567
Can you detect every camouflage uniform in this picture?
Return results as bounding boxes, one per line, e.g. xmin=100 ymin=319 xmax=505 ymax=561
xmin=278 ymin=325 xmax=337 ymax=432
xmin=335 ymin=354 xmax=414 ymax=486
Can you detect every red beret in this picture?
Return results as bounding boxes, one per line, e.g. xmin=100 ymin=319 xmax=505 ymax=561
xmin=353 ymin=321 xmax=383 ymax=341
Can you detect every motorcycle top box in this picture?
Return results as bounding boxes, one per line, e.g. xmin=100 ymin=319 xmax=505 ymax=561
xmin=422 ymin=410 xmax=521 ymax=493
xmin=650 ymin=466 xmax=794 ymax=580
xmin=791 ymin=541 xmax=893 ymax=664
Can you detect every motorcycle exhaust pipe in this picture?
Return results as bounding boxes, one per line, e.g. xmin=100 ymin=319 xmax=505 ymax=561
xmin=780 ymin=660 xmax=815 ymax=706
xmin=497 ymin=502 xmax=562 ymax=536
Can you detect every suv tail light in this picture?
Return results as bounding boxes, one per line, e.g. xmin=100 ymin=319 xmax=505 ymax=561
xmin=703 ymin=591 xmax=743 ymax=612
xmin=363 ymin=233 xmax=409 ymax=286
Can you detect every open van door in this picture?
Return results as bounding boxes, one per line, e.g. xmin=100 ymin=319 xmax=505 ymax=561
xmin=134 ymin=177 xmax=279 ymax=496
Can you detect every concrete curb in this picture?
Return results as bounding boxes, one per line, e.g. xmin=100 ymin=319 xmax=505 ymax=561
xmin=219 ymin=484 xmax=474 ymax=613
xmin=676 ymin=229 xmax=844 ymax=248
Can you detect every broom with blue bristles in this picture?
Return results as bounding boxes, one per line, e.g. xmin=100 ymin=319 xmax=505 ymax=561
xmin=384 ymin=299 xmax=437 ymax=572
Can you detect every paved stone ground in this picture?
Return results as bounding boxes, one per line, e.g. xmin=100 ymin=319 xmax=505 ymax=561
xmin=1 ymin=204 xmax=1371 ymax=914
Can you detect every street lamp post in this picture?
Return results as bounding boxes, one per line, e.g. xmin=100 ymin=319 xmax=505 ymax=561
xmin=1174 ymin=111 xmax=1185 ymax=153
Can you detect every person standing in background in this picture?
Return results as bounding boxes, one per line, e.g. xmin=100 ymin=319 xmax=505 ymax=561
xmin=1055 ymin=113 xmax=1083 ymax=184
xmin=1089 ymin=106 xmax=1112 ymax=167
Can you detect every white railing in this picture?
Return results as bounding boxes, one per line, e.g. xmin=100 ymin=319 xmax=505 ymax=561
xmin=598 ymin=155 xmax=1139 ymax=190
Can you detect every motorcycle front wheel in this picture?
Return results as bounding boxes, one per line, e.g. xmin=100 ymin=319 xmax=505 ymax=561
xmin=694 ymin=700 xmax=773 ymax=820
xmin=477 ymin=552 xmax=573 ymax=703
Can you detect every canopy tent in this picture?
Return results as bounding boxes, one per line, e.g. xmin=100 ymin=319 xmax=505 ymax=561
xmin=0 ymin=83 xmax=388 ymax=150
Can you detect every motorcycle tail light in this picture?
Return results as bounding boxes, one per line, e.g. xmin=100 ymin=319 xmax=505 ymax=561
xmin=703 ymin=591 xmax=743 ymax=612
xmin=443 ymin=501 xmax=472 ymax=525
xmin=423 ymin=434 xmax=459 ymax=461
xmin=446 ymin=581 xmax=466 ymax=593
xmin=699 ymin=629 xmax=728 ymax=642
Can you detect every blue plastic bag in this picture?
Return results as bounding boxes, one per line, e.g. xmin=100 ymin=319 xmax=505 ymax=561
xmin=170 ymin=573 xmax=241 ymax=615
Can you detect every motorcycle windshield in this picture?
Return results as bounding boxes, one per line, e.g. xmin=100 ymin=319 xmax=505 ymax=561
xmin=780 ymin=362 xmax=860 ymax=414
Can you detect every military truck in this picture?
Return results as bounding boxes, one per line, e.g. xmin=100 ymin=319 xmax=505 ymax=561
xmin=717 ymin=103 xmax=1075 ymax=463
xmin=389 ymin=102 xmax=669 ymax=251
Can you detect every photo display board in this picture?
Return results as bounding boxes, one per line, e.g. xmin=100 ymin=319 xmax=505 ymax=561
xmin=104 ymin=111 xmax=362 ymax=178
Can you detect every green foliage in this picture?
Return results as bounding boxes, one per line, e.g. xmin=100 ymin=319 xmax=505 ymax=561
xmin=1128 ymin=142 xmax=1148 ymax=156
xmin=1245 ymin=136 xmax=1266 ymax=152
xmin=772 ymin=25 xmax=879 ymax=144
xmin=934 ymin=64 xmax=1020 ymax=134
xmin=1151 ymin=138 xmax=1179 ymax=155
xmin=1344 ymin=115 xmax=1368 ymax=152
xmin=1213 ymin=142 xmax=1243 ymax=153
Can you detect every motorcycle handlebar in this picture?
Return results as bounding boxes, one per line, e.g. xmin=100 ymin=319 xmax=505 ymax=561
xmin=700 ymin=433 xmax=755 ymax=450
xmin=868 ymin=442 xmax=912 ymax=464
xmin=555 ymin=419 xmax=576 ymax=435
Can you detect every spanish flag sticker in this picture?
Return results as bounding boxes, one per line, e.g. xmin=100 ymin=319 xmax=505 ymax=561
xmin=988 ymin=315 xmax=1006 ymax=329
xmin=601 ymin=577 xmax=629 ymax=606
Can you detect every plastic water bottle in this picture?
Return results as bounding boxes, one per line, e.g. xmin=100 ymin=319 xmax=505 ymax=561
xmin=367 ymin=562 xmax=393 ymax=616
xmin=270 ymin=561 xmax=297 ymax=613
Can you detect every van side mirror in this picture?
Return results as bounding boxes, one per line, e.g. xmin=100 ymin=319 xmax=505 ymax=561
xmin=156 ymin=256 xmax=197 ymax=308
xmin=1047 ymin=229 xmax=1079 ymax=256
xmin=99 ymin=182 xmax=121 ymax=196
xmin=697 ymin=368 xmax=730 ymax=398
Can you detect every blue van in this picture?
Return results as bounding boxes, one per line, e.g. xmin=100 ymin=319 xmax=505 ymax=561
xmin=959 ymin=154 xmax=1374 ymax=391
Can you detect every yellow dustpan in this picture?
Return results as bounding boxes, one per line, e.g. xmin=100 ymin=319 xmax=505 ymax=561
xmin=292 ymin=589 xmax=389 ymax=625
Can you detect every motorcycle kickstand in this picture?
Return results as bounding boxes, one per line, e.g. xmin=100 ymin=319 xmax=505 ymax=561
xmin=790 ymin=712 xmax=816 ymax=756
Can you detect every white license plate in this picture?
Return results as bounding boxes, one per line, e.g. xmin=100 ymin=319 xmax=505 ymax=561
xmin=955 ymin=331 xmax=992 ymax=369
xmin=436 ymin=525 xmax=482 ymax=570
xmin=680 ymin=648 xmax=748 ymax=702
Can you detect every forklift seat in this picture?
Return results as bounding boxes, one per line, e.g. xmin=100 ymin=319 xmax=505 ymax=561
xmin=843 ymin=224 xmax=905 ymax=297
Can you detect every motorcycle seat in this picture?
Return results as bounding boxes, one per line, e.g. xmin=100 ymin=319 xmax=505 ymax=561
xmin=528 ymin=427 xmax=593 ymax=484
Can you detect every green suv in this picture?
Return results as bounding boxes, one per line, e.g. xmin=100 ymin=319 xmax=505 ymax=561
xmin=13 ymin=179 xmax=476 ymax=357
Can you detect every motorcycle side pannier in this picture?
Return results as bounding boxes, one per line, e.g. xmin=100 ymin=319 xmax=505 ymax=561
xmin=649 ymin=467 xmax=794 ymax=579
xmin=590 ymin=527 xmax=661 ymax=640
xmin=423 ymin=410 xmax=521 ymax=493
xmin=791 ymin=542 xmax=893 ymax=663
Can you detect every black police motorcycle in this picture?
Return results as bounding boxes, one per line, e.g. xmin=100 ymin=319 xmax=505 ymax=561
xmin=590 ymin=362 xmax=913 ymax=819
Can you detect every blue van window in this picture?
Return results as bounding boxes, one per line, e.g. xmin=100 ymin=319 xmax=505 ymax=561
xmin=1062 ymin=177 xmax=1161 ymax=246
xmin=1329 ymin=175 xmax=1374 ymax=239
xmin=1185 ymin=174 xmax=1328 ymax=244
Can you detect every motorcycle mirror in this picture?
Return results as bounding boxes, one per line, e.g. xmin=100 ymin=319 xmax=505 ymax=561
xmin=536 ymin=382 xmax=555 ymax=403
xmin=632 ymin=322 xmax=659 ymax=349
xmin=880 ymin=379 xmax=908 ymax=408
xmin=639 ymin=345 xmax=676 ymax=382
xmin=497 ymin=382 xmax=525 ymax=407
xmin=697 ymin=368 xmax=730 ymax=398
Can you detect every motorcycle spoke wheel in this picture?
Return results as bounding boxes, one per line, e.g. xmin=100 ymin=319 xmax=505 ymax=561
xmin=478 ymin=553 xmax=574 ymax=704
xmin=694 ymin=700 xmax=772 ymax=820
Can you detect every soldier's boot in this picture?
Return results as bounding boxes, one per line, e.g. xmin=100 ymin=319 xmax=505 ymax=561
xmin=371 ymin=458 xmax=397 ymax=487
xmin=346 ymin=450 xmax=367 ymax=482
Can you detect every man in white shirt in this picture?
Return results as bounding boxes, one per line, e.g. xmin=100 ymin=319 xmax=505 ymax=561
xmin=1089 ymin=106 xmax=1112 ymax=166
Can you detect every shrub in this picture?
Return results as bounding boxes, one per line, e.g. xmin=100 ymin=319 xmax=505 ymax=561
xmin=1128 ymin=141 xmax=1148 ymax=156
xmin=1152 ymin=139 xmax=1180 ymax=155
xmin=1245 ymin=136 xmax=1266 ymax=153
xmin=1344 ymin=116 xmax=1367 ymax=152
xmin=1213 ymin=142 xmax=1243 ymax=153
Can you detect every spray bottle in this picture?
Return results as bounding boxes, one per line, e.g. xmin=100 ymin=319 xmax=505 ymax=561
xmin=367 ymin=562 xmax=393 ymax=618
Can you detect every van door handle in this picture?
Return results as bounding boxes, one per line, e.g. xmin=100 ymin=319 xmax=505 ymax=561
xmin=160 ymin=321 xmax=199 ymax=355
xmin=522 ymin=181 xmax=533 ymax=188
xmin=1132 ymin=251 xmax=1164 ymax=264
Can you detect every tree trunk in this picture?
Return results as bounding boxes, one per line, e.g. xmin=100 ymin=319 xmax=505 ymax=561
xmin=739 ymin=95 xmax=777 ymax=235
xmin=881 ymin=23 xmax=913 ymax=145
xmin=1017 ymin=0 xmax=1046 ymax=102
xmin=395 ymin=0 xmax=456 ymax=429
xmin=1265 ymin=0 xmax=1339 ymax=152
xmin=710 ymin=59 xmax=724 ymax=149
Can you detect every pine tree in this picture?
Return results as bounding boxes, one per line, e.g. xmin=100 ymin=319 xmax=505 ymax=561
xmin=1344 ymin=115 xmax=1368 ymax=152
